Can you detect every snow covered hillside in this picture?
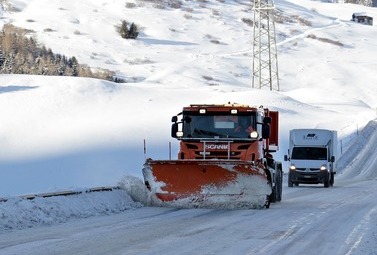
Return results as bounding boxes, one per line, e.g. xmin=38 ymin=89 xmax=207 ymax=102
xmin=0 ymin=0 xmax=376 ymax=197
xmin=1 ymin=0 xmax=377 ymax=254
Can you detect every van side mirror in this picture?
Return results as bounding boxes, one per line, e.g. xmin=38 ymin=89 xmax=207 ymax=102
xmin=171 ymin=116 xmax=178 ymax=122
xmin=284 ymin=155 xmax=289 ymax=161
xmin=330 ymin=156 xmax=335 ymax=162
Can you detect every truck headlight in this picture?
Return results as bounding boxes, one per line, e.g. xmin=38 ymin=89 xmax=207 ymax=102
xmin=320 ymin=165 xmax=327 ymax=171
xmin=289 ymin=164 xmax=296 ymax=171
xmin=250 ymin=131 xmax=258 ymax=139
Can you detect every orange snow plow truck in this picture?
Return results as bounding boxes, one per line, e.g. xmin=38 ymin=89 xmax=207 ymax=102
xmin=142 ymin=103 xmax=282 ymax=209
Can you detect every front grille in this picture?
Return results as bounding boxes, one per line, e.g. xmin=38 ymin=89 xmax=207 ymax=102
xmin=194 ymin=156 xmax=241 ymax=160
xmin=194 ymin=150 xmax=242 ymax=160
xmin=296 ymin=168 xmax=320 ymax=172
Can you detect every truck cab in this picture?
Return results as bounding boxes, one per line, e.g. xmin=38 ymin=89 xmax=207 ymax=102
xmin=171 ymin=103 xmax=278 ymax=161
xmin=142 ymin=103 xmax=283 ymax=208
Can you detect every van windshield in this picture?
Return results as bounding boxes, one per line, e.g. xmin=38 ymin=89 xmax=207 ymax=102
xmin=291 ymin=147 xmax=327 ymax=160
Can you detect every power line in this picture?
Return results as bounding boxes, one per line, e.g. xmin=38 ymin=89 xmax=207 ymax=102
xmin=252 ymin=0 xmax=280 ymax=91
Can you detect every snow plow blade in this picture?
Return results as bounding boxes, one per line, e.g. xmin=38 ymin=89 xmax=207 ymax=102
xmin=142 ymin=159 xmax=272 ymax=209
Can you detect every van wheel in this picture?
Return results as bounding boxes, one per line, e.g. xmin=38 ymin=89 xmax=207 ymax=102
xmin=324 ymin=173 xmax=330 ymax=188
xmin=330 ymin=172 xmax=334 ymax=186
xmin=288 ymin=171 xmax=294 ymax=188
xmin=288 ymin=176 xmax=293 ymax=187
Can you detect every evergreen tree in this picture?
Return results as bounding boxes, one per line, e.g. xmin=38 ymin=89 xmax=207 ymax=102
xmin=119 ymin=20 xmax=129 ymax=39
xmin=128 ymin=23 xmax=139 ymax=39
xmin=117 ymin=20 xmax=139 ymax=39
xmin=0 ymin=23 xmax=116 ymax=81
xmin=68 ymin=56 xmax=79 ymax=76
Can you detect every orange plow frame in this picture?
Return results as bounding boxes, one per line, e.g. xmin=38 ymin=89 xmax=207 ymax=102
xmin=142 ymin=159 xmax=272 ymax=208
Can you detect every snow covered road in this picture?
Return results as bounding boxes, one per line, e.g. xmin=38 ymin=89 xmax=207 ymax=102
xmin=0 ymin=0 xmax=377 ymax=253
xmin=1 ymin=177 xmax=376 ymax=255
xmin=1 ymin=119 xmax=377 ymax=255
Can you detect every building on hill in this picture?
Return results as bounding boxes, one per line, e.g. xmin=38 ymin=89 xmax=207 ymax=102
xmin=351 ymin=12 xmax=373 ymax=26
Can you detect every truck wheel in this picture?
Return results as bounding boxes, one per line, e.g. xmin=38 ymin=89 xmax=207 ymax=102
xmin=270 ymin=189 xmax=276 ymax=203
xmin=275 ymin=168 xmax=282 ymax=201
xmin=265 ymin=195 xmax=271 ymax=209
xmin=270 ymin=174 xmax=282 ymax=202
xmin=267 ymin=169 xmax=276 ymax=203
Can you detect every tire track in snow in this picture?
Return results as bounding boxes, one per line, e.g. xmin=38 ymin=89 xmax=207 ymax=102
xmin=343 ymin=205 xmax=377 ymax=255
xmin=248 ymin=179 xmax=377 ymax=255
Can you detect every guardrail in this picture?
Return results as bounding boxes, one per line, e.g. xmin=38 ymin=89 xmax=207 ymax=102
xmin=0 ymin=186 xmax=121 ymax=203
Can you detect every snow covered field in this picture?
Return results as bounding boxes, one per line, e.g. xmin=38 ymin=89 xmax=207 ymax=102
xmin=0 ymin=0 xmax=377 ymax=254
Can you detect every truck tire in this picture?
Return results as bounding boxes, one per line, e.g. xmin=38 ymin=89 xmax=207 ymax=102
xmin=270 ymin=163 xmax=282 ymax=202
xmin=276 ymin=165 xmax=283 ymax=201
xmin=270 ymin=188 xmax=276 ymax=203
xmin=272 ymin=171 xmax=282 ymax=202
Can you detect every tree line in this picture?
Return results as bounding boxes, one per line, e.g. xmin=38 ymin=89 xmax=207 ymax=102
xmin=0 ymin=24 xmax=115 ymax=81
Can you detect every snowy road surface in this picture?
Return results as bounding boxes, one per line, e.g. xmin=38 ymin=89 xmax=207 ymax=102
xmin=0 ymin=0 xmax=377 ymax=254
xmin=1 ymin=119 xmax=377 ymax=254
xmin=0 ymin=178 xmax=376 ymax=255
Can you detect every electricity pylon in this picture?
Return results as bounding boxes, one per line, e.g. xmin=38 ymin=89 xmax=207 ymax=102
xmin=252 ymin=0 xmax=280 ymax=91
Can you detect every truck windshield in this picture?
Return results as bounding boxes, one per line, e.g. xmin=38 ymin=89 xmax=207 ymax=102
xmin=291 ymin=147 xmax=327 ymax=160
xmin=182 ymin=114 xmax=256 ymax=139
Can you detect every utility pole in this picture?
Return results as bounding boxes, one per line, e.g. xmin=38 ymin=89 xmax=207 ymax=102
xmin=252 ymin=0 xmax=280 ymax=91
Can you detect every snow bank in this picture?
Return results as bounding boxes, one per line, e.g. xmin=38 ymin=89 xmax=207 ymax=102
xmin=0 ymin=189 xmax=142 ymax=232
xmin=337 ymin=119 xmax=377 ymax=180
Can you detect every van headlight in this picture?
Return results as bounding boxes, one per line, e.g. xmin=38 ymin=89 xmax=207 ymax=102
xmin=320 ymin=165 xmax=327 ymax=171
xmin=289 ymin=164 xmax=296 ymax=171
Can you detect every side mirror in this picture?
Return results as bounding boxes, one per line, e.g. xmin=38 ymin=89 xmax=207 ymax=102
xmin=171 ymin=123 xmax=178 ymax=138
xmin=171 ymin=116 xmax=178 ymax=123
xmin=262 ymin=124 xmax=270 ymax=139
xmin=263 ymin=116 xmax=272 ymax=124
xmin=284 ymin=155 xmax=288 ymax=161
xmin=330 ymin=156 xmax=335 ymax=162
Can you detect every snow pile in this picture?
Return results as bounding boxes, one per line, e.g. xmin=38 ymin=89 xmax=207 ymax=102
xmin=186 ymin=174 xmax=271 ymax=209
xmin=0 ymin=189 xmax=142 ymax=232
xmin=337 ymin=119 xmax=377 ymax=180
xmin=118 ymin=175 xmax=149 ymax=205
